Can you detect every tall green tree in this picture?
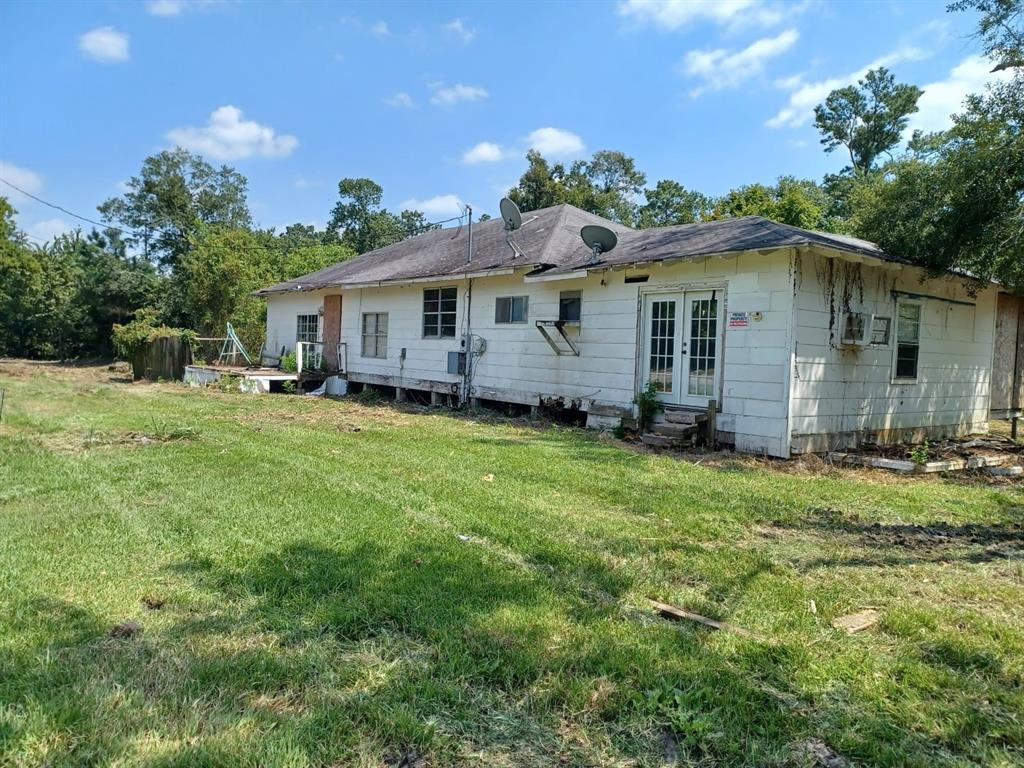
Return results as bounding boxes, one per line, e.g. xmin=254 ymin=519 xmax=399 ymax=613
xmin=851 ymin=77 xmax=1024 ymax=290
xmin=638 ymin=180 xmax=713 ymax=228
xmin=98 ymin=148 xmax=251 ymax=270
xmin=327 ymin=178 xmax=434 ymax=254
xmin=949 ymin=0 xmax=1023 ymax=71
xmin=708 ymin=177 xmax=834 ymax=230
xmin=814 ymin=67 xmax=923 ymax=173
xmin=506 ymin=149 xmax=646 ymax=225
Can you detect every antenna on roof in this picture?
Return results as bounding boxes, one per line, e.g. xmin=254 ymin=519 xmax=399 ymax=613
xmin=499 ymin=197 xmax=526 ymax=259
xmin=580 ymin=225 xmax=618 ymax=263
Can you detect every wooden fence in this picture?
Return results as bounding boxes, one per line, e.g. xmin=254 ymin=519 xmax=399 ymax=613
xmin=128 ymin=336 xmax=193 ymax=381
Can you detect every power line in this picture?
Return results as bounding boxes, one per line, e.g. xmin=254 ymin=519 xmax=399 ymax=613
xmin=1 ymin=175 xmax=469 ymax=243
xmin=0 ymin=176 xmax=130 ymax=235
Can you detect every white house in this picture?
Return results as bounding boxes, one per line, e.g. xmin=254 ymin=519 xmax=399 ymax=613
xmin=257 ymin=204 xmax=1000 ymax=458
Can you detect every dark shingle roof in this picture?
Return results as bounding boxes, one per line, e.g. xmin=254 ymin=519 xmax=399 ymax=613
xmin=542 ymin=216 xmax=900 ymax=275
xmin=255 ymin=204 xmax=631 ymax=295
xmin=256 ymin=205 xmax=899 ymax=295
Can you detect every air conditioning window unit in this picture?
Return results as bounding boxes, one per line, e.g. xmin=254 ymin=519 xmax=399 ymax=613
xmin=839 ymin=312 xmax=873 ymax=347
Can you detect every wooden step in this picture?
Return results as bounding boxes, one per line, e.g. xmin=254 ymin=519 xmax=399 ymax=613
xmin=663 ymin=409 xmax=707 ymax=425
xmin=640 ymin=434 xmax=674 ymax=449
xmin=649 ymin=423 xmax=700 ymax=439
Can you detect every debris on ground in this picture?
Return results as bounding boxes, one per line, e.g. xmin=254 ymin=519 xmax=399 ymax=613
xmin=793 ymin=737 xmax=852 ymax=768
xmin=649 ymin=599 xmax=757 ymax=639
xmin=482 ymin=473 xmax=494 ymax=482
xmin=831 ymin=610 xmax=879 ymax=634
xmin=394 ymin=751 xmax=427 ymax=768
xmin=457 ymin=534 xmax=472 ymax=542
xmin=109 ymin=620 xmax=142 ymax=639
xmin=828 ymin=434 xmax=1022 ymax=476
xmin=141 ymin=595 xmax=165 ymax=610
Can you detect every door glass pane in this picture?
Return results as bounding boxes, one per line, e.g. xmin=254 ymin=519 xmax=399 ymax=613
xmin=687 ymin=298 xmax=718 ymax=397
xmin=648 ymin=300 xmax=676 ymax=393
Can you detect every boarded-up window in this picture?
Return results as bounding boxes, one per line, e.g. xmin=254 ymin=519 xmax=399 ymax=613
xmin=296 ymin=314 xmax=320 ymax=344
xmin=495 ymin=296 xmax=528 ymax=324
xmin=423 ymin=287 xmax=457 ymax=338
xmin=362 ymin=312 xmax=388 ymax=358
xmin=894 ymin=302 xmax=921 ymax=380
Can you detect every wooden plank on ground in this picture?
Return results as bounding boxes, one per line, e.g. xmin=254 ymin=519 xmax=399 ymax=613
xmin=831 ymin=609 xmax=879 ymax=634
xmin=648 ymin=599 xmax=757 ymax=639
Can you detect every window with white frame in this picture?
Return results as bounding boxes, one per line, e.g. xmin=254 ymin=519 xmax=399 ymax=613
xmin=296 ymin=314 xmax=320 ymax=344
xmin=894 ymin=301 xmax=921 ymax=380
xmin=361 ymin=312 xmax=388 ymax=358
xmin=495 ymin=296 xmax=528 ymax=324
xmin=423 ymin=287 xmax=457 ymax=338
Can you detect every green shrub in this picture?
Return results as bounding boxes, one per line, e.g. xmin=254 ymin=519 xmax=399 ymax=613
xmin=280 ymin=352 xmax=297 ymax=373
xmin=633 ymin=382 xmax=663 ymax=432
xmin=112 ymin=308 xmax=198 ymax=360
xmin=911 ymin=440 xmax=931 ymax=465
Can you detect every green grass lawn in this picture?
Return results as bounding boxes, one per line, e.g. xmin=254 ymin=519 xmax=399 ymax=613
xmin=1 ymin=361 xmax=1022 ymax=768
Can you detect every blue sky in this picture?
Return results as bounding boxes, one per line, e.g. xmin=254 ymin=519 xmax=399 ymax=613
xmin=0 ymin=0 xmax=1005 ymax=244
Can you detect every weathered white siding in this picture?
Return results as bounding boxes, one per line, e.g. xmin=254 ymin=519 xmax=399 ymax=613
xmin=263 ymin=246 xmax=999 ymax=459
xmin=790 ymin=252 xmax=997 ymax=452
xmin=332 ymin=249 xmax=796 ymax=456
xmin=264 ymin=290 xmax=326 ymax=356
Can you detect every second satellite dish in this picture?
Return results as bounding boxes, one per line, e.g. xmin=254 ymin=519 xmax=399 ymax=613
xmin=499 ymin=198 xmax=522 ymax=231
xmin=580 ymin=225 xmax=618 ymax=261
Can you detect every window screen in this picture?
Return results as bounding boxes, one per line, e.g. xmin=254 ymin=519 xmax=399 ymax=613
xmin=894 ymin=303 xmax=920 ymax=380
xmin=423 ymin=287 xmax=457 ymax=338
xmin=495 ymin=296 xmax=528 ymax=324
xmin=361 ymin=312 xmax=388 ymax=358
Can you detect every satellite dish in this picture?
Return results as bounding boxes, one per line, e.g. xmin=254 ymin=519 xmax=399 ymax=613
xmin=580 ymin=225 xmax=618 ymax=261
xmin=499 ymin=198 xmax=522 ymax=231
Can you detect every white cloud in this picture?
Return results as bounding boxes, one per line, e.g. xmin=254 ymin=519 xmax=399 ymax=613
xmin=463 ymin=142 xmax=505 ymax=164
xmin=0 ymin=160 xmax=44 ymax=198
xmin=166 ymin=106 xmax=298 ymax=160
xmin=370 ymin=21 xmax=390 ymax=37
xmin=78 ymin=27 xmax=129 ymax=63
xmin=400 ymin=194 xmax=464 ymax=218
xmin=146 ymin=0 xmax=184 ymax=15
xmin=27 ymin=218 xmax=73 ymax=243
xmin=909 ymin=54 xmax=1013 ymax=135
xmin=683 ymin=28 xmax=798 ymax=97
xmin=146 ymin=0 xmax=226 ymax=15
xmin=385 ymin=92 xmax=416 ymax=108
xmin=442 ymin=18 xmax=476 ymax=44
xmin=527 ymin=127 xmax=585 ymax=156
xmin=766 ymin=46 xmax=927 ymax=128
xmin=618 ymin=0 xmax=794 ymax=30
xmin=430 ymin=83 xmax=488 ymax=106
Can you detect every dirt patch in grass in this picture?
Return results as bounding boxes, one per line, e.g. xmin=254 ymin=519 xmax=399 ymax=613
xmin=0 ymin=359 xmax=133 ymax=385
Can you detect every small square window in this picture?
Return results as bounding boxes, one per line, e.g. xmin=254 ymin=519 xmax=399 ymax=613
xmin=423 ymin=286 xmax=457 ymax=338
xmin=296 ymin=314 xmax=320 ymax=344
xmin=559 ymin=291 xmax=581 ymax=324
xmin=495 ymin=296 xmax=528 ymax=324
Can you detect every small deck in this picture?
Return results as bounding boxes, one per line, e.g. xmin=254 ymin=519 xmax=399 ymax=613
xmin=184 ymin=364 xmax=299 ymax=393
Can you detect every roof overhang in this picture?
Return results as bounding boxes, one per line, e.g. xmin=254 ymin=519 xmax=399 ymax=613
xmin=257 ymin=266 xmax=519 ymax=296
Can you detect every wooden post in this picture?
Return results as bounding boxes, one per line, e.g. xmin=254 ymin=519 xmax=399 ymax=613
xmin=705 ymin=399 xmax=717 ymax=449
xmin=395 ymin=387 xmax=406 ymax=403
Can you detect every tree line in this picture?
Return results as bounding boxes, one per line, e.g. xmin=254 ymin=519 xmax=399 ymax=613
xmin=0 ymin=0 xmax=1018 ymax=360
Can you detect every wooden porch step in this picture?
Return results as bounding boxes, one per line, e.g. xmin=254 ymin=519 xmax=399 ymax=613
xmin=662 ymin=408 xmax=708 ymax=425
xmin=649 ymin=423 xmax=700 ymax=440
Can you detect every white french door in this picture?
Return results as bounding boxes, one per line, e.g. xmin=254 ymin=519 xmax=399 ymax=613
xmin=641 ymin=290 xmax=722 ymax=407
